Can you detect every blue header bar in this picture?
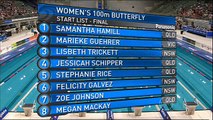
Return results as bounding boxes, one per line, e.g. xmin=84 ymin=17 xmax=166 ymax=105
xmin=38 ymin=4 xmax=176 ymax=25
xmin=49 ymin=69 xmax=176 ymax=80
xmin=48 ymin=24 xmax=162 ymax=38
xmin=49 ymin=78 xmax=167 ymax=91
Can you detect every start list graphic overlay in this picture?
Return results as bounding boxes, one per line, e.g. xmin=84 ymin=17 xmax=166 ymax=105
xmin=37 ymin=3 xmax=176 ymax=117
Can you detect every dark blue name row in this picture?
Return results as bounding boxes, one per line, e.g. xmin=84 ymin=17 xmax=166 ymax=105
xmin=38 ymin=47 xmax=176 ymax=57
xmin=38 ymin=87 xmax=176 ymax=105
xmin=37 ymin=69 xmax=176 ymax=81
xmin=47 ymin=78 xmax=176 ymax=92
xmin=38 ymin=35 xmax=176 ymax=48
xmin=38 ymin=59 xmax=176 ymax=69
xmin=38 ymin=23 xmax=176 ymax=39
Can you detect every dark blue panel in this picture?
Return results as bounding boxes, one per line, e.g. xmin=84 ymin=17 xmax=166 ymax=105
xmin=0 ymin=35 xmax=7 ymax=42
xmin=3 ymin=20 xmax=12 ymax=24
xmin=177 ymin=40 xmax=212 ymax=62
xmin=50 ymin=36 xmax=162 ymax=47
xmin=49 ymin=47 xmax=162 ymax=57
xmin=50 ymin=88 xmax=162 ymax=103
xmin=49 ymin=59 xmax=163 ymax=68
xmin=50 ymin=79 xmax=163 ymax=91
xmin=0 ymin=41 xmax=37 ymax=64
xmin=50 ymin=69 xmax=167 ymax=80
xmin=182 ymin=25 xmax=213 ymax=38
xmin=0 ymin=107 xmax=8 ymax=120
xmin=160 ymin=107 xmax=171 ymax=120
xmin=38 ymin=4 xmax=176 ymax=25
